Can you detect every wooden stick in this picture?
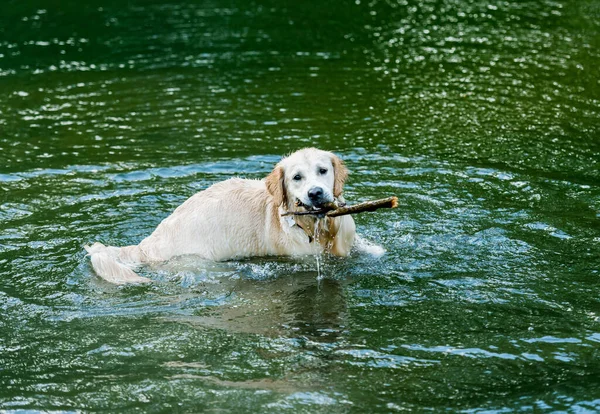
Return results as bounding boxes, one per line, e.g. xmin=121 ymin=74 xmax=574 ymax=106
xmin=327 ymin=196 xmax=398 ymax=217
xmin=281 ymin=196 xmax=398 ymax=218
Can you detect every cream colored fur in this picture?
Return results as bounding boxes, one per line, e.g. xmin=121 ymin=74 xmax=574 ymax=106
xmin=85 ymin=148 xmax=357 ymax=284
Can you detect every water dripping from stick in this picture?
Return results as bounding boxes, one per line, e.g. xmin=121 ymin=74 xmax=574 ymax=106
xmin=314 ymin=218 xmax=323 ymax=281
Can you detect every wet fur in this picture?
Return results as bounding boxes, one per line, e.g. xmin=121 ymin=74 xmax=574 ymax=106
xmin=85 ymin=148 xmax=356 ymax=284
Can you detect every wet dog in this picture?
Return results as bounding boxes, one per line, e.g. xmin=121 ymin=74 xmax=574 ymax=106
xmin=85 ymin=148 xmax=356 ymax=284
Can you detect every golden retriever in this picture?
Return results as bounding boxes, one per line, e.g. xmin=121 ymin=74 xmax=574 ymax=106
xmin=85 ymin=148 xmax=357 ymax=284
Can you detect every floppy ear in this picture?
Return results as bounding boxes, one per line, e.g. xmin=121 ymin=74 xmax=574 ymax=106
xmin=331 ymin=154 xmax=348 ymax=198
xmin=265 ymin=165 xmax=286 ymax=207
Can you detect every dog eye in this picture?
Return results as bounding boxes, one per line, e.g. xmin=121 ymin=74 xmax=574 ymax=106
xmin=293 ymin=174 xmax=302 ymax=181
xmin=319 ymin=168 xmax=328 ymax=175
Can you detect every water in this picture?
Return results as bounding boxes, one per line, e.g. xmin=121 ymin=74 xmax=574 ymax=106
xmin=1 ymin=0 xmax=600 ymax=411
xmin=314 ymin=217 xmax=323 ymax=280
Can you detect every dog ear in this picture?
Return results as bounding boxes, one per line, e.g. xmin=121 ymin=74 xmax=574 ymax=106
xmin=266 ymin=165 xmax=286 ymax=207
xmin=331 ymin=154 xmax=348 ymax=198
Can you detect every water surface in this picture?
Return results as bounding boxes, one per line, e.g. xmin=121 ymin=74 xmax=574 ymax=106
xmin=1 ymin=0 xmax=600 ymax=411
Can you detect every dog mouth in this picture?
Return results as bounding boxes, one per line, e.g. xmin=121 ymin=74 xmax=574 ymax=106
xmin=295 ymin=199 xmax=315 ymax=210
xmin=295 ymin=199 xmax=333 ymax=210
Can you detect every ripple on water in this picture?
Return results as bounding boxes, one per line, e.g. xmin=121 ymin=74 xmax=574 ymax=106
xmin=0 ymin=165 xmax=597 ymax=410
xmin=0 ymin=0 xmax=599 ymax=410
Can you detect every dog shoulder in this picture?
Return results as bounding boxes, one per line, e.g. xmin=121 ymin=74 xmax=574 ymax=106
xmin=199 ymin=177 xmax=262 ymax=194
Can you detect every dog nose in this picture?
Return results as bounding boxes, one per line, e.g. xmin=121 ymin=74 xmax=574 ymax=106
xmin=308 ymin=187 xmax=324 ymax=201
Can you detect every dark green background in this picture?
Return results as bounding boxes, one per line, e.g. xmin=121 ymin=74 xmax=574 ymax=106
xmin=1 ymin=0 xmax=599 ymax=411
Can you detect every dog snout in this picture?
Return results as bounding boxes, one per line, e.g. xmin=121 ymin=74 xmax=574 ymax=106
xmin=308 ymin=187 xmax=324 ymax=203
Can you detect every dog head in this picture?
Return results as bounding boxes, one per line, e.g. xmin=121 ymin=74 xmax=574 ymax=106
xmin=266 ymin=148 xmax=348 ymax=210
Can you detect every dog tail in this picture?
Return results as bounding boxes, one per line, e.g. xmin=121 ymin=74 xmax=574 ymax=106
xmin=84 ymin=242 xmax=151 ymax=285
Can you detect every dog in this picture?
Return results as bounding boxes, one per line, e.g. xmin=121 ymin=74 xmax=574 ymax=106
xmin=85 ymin=148 xmax=357 ymax=284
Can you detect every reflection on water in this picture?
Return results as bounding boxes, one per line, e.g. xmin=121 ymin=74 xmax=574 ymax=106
xmin=160 ymin=265 xmax=350 ymax=341
xmin=1 ymin=0 xmax=600 ymax=411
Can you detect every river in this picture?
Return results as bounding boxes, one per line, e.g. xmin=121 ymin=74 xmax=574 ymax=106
xmin=1 ymin=0 xmax=599 ymax=411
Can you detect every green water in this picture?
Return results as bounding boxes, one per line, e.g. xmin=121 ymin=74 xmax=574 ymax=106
xmin=1 ymin=0 xmax=600 ymax=411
